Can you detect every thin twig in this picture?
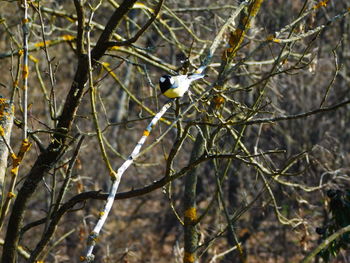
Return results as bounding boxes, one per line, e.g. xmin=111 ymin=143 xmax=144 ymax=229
xmin=106 ymin=0 xmax=164 ymax=47
xmin=22 ymin=0 xmax=29 ymax=140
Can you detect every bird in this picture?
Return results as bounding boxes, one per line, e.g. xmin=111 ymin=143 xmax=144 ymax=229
xmin=159 ymin=73 xmax=205 ymax=98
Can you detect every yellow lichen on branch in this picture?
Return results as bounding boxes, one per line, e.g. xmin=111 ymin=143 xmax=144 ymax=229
xmin=22 ymin=65 xmax=29 ymax=79
xmin=62 ymin=34 xmax=75 ymax=41
xmin=313 ymin=0 xmax=329 ymax=9
xmin=0 ymin=99 xmax=14 ymax=121
xmin=213 ymin=95 xmax=225 ymax=109
xmin=8 ymin=139 xmax=31 ymax=178
xmin=10 ymin=167 xmax=19 ymax=177
xmin=7 ymin=192 xmax=16 ymax=198
xmin=184 ymin=207 xmax=197 ymax=222
xmin=250 ymin=0 xmax=264 ymax=17
xmin=29 ymin=55 xmax=38 ymax=63
xmin=266 ymin=34 xmax=281 ymax=43
xmin=19 ymin=139 xmax=31 ymax=156
xmin=34 ymin=40 xmax=53 ymax=48
xmin=223 ymin=0 xmax=264 ymax=61
xmin=143 ymin=130 xmax=150 ymax=137
xmin=183 ymin=252 xmax=195 ymax=263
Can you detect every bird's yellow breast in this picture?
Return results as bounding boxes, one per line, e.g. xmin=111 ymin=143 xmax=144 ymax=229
xmin=163 ymin=86 xmax=187 ymax=98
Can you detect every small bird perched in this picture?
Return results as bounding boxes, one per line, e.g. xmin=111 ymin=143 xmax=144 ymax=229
xmin=159 ymin=73 xmax=205 ymax=98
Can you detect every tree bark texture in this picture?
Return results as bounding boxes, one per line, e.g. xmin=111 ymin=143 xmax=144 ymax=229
xmin=0 ymin=99 xmax=14 ymax=205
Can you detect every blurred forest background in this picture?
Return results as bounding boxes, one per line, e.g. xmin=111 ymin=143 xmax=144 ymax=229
xmin=0 ymin=0 xmax=350 ymax=262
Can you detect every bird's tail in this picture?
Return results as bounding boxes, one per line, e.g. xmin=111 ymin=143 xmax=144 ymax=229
xmin=188 ymin=73 xmax=205 ymax=81
xmin=194 ymin=64 xmax=207 ymax=74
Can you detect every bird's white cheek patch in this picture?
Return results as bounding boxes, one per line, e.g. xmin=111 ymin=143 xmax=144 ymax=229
xmin=170 ymin=78 xmax=175 ymax=85
xmin=160 ymin=77 xmax=166 ymax=82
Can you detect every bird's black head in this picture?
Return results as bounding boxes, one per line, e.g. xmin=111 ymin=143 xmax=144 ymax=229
xmin=159 ymin=75 xmax=174 ymax=93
